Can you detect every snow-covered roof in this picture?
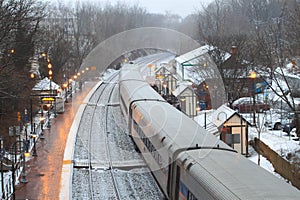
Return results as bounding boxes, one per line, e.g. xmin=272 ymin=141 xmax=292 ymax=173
xmin=174 ymin=45 xmax=222 ymax=86
xmin=211 ymin=105 xmax=237 ymax=127
xmin=175 ymin=45 xmax=210 ymax=64
xmin=172 ymin=83 xmax=193 ymax=97
xmin=154 ymin=64 xmax=172 ymax=74
xmin=195 ymin=105 xmax=250 ymax=135
xmin=32 ymin=77 xmax=60 ymax=91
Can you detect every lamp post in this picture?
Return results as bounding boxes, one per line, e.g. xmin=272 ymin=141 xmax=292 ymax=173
xmin=1 ymin=138 xmax=5 ymax=199
xmin=10 ymin=140 xmax=30 ymax=200
xmin=69 ymin=78 xmax=73 ymax=98
xmin=47 ymin=105 xmax=51 ymax=128
xmin=250 ymin=71 xmax=257 ymax=125
xmin=40 ymin=111 xmax=45 ymax=139
xmin=31 ymin=125 xmax=37 ymax=157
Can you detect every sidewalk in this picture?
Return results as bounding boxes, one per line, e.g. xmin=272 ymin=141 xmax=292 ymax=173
xmin=15 ymin=82 xmax=96 ymax=200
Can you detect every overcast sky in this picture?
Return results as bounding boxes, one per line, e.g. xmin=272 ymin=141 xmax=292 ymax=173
xmin=79 ymin=0 xmax=214 ymax=17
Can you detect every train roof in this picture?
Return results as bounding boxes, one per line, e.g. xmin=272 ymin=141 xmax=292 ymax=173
xmin=120 ymin=64 xmax=232 ymax=155
xmin=134 ymin=99 xmax=232 ymax=154
xmin=120 ymin=64 xmax=166 ymax=102
xmin=178 ymin=149 xmax=300 ymax=199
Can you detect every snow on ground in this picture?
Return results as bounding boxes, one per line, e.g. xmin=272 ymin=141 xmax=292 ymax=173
xmin=195 ymin=110 xmax=300 ymax=178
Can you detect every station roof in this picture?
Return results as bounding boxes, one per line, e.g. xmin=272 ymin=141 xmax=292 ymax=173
xmin=172 ymin=82 xmax=193 ymax=97
xmin=32 ymin=77 xmax=60 ymax=91
xmin=175 ymin=45 xmax=210 ymax=65
xmin=212 ymin=105 xmax=250 ymax=127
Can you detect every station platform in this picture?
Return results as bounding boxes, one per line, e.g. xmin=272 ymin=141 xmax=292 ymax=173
xmin=15 ymin=82 xmax=96 ymax=200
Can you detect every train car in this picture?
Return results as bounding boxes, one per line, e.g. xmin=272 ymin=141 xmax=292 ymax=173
xmin=119 ymin=63 xmax=300 ymax=199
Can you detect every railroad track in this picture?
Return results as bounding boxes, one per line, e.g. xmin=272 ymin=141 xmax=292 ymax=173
xmin=72 ymin=65 xmax=165 ymax=199
xmin=104 ymin=79 xmax=122 ymax=200
xmin=73 ymin=73 xmax=120 ymax=199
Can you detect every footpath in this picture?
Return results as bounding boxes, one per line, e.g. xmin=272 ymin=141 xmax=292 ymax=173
xmin=15 ymin=82 xmax=96 ymax=200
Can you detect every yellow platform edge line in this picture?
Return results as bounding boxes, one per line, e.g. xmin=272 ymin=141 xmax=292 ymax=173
xmin=63 ymin=160 xmax=72 ymax=164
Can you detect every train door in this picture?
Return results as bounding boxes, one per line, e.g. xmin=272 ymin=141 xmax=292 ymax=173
xmin=167 ymin=157 xmax=172 ymax=198
xmin=174 ymin=165 xmax=180 ymax=199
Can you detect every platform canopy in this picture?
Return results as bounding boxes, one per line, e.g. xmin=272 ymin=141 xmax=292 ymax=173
xmin=32 ymin=77 xmax=60 ymax=91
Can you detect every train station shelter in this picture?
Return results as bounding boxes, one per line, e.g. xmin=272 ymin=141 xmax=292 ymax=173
xmin=173 ymin=45 xmax=226 ymax=110
xmin=172 ymin=83 xmax=198 ymax=118
xmin=32 ymin=77 xmax=60 ymax=95
xmin=31 ymin=77 xmax=65 ymax=113
xmin=196 ymin=105 xmax=250 ymax=155
xmin=154 ymin=64 xmax=178 ymax=95
xmin=212 ymin=105 xmax=250 ymax=155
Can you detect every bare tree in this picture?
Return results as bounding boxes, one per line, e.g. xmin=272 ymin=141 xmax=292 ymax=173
xmin=0 ymin=0 xmax=47 ymax=142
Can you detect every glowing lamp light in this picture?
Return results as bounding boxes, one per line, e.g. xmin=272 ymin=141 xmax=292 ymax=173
xmin=40 ymin=116 xmax=45 ymax=122
xmin=48 ymin=63 xmax=52 ymax=69
xmin=63 ymin=83 xmax=68 ymax=88
xmin=249 ymin=71 xmax=257 ymax=79
xmin=30 ymin=73 xmax=35 ymax=79
xmin=24 ymin=152 xmax=30 ymax=157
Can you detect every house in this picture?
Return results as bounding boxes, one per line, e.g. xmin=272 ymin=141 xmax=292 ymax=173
xmin=220 ymin=46 xmax=264 ymax=102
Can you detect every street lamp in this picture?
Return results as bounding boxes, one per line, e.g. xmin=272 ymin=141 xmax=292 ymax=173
xmin=69 ymin=78 xmax=73 ymax=98
xmin=250 ymin=71 xmax=257 ymax=125
xmin=31 ymin=129 xmax=37 ymax=157
xmin=46 ymin=104 xmax=51 ymax=128
xmin=48 ymin=63 xmax=53 ymax=93
xmin=1 ymin=138 xmax=5 ymax=199
xmin=10 ymin=140 xmax=30 ymax=200
xmin=40 ymin=114 xmax=45 ymax=139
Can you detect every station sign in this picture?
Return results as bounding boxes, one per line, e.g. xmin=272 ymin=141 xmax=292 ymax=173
xmin=156 ymin=75 xmax=164 ymax=79
xmin=41 ymin=97 xmax=56 ymax=102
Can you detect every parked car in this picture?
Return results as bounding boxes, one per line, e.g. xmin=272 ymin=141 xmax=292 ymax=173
xmin=283 ymin=122 xmax=296 ymax=134
xmin=232 ymin=97 xmax=270 ymax=113
xmin=264 ymin=110 xmax=294 ymax=130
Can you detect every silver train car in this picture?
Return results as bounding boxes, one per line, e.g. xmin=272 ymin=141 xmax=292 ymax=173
xmin=119 ymin=64 xmax=300 ymax=199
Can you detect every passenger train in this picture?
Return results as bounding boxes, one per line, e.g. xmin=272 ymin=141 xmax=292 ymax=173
xmin=119 ymin=63 xmax=300 ymax=199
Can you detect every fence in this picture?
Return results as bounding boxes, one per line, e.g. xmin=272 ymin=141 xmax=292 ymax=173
xmin=252 ymin=137 xmax=300 ymax=189
xmin=1 ymin=111 xmax=51 ymax=199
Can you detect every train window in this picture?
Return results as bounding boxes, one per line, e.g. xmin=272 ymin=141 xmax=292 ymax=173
xmin=189 ymin=194 xmax=198 ymax=200
xmin=179 ymin=181 xmax=198 ymax=200
xmin=179 ymin=181 xmax=188 ymax=199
